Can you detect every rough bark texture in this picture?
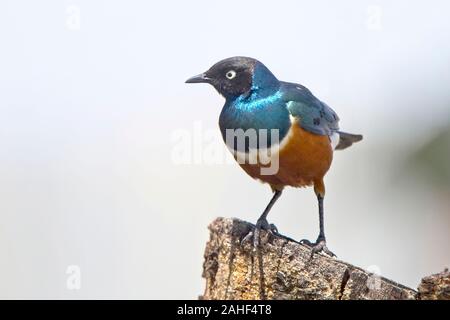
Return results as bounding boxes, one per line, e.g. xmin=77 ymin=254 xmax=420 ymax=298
xmin=418 ymin=269 xmax=450 ymax=300
xmin=201 ymin=217 xmax=449 ymax=300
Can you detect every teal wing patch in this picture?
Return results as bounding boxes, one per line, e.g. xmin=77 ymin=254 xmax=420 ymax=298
xmin=281 ymin=82 xmax=340 ymax=136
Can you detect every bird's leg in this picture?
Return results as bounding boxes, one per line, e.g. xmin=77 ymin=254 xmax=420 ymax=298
xmin=242 ymin=190 xmax=282 ymax=251
xmin=300 ymin=187 xmax=336 ymax=258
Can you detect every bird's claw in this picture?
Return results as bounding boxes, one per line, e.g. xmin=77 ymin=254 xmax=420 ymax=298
xmin=241 ymin=219 xmax=278 ymax=252
xmin=300 ymin=237 xmax=336 ymax=258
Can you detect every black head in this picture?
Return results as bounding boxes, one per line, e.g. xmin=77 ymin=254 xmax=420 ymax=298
xmin=186 ymin=56 xmax=259 ymax=98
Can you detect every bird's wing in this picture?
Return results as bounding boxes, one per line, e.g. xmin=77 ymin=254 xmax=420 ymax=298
xmin=280 ymin=82 xmax=340 ymax=136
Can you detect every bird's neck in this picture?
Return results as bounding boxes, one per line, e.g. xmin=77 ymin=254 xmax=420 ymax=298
xmin=251 ymin=62 xmax=279 ymax=92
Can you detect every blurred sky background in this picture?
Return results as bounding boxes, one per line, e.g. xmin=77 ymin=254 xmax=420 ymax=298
xmin=0 ymin=0 xmax=449 ymax=299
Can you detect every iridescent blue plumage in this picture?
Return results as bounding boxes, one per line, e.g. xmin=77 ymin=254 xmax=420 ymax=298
xmin=218 ymin=61 xmax=341 ymax=151
xmin=281 ymin=82 xmax=340 ymax=136
xmin=219 ymin=62 xmax=291 ymax=151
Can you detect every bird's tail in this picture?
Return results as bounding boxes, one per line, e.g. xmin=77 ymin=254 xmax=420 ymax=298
xmin=335 ymin=131 xmax=363 ymax=150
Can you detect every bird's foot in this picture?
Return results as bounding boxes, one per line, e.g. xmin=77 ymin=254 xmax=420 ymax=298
xmin=241 ymin=218 xmax=278 ymax=252
xmin=300 ymin=237 xmax=336 ymax=258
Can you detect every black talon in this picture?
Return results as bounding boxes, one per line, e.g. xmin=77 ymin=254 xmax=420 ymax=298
xmin=241 ymin=219 xmax=278 ymax=250
xmin=300 ymin=237 xmax=336 ymax=258
xmin=269 ymin=223 xmax=278 ymax=234
xmin=300 ymin=239 xmax=313 ymax=246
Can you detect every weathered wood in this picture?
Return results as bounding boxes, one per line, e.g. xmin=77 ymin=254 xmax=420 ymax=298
xmin=201 ymin=217 xmax=449 ymax=300
xmin=418 ymin=269 xmax=450 ymax=300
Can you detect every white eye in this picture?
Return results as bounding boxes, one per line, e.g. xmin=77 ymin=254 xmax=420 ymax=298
xmin=226 ymin=70 xmax=237 ymax=79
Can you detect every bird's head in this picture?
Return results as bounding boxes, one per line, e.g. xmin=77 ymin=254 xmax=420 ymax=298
xmin=186 ymin=56 xmax=279 ymax=99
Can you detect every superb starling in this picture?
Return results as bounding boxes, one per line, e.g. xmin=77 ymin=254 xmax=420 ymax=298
xmin=186 ymin=57 xmax=362 ymax=256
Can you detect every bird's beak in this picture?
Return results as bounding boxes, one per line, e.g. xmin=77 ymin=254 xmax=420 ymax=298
xmin=185 ymin=73 xmax=211 ymax=84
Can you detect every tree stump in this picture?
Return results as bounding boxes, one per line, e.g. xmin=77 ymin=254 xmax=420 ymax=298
xmin=201 ymin=217 xmax=449 ymax=300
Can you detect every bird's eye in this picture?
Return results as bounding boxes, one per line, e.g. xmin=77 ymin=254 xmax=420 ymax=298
xmin=226 ymin=70 xmax=237 ymax=79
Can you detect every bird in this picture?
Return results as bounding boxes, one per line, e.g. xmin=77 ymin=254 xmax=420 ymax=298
xmin=186 ymin=56 xmax=362 ymax=256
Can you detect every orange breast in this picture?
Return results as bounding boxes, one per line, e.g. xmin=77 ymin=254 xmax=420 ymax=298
xmin=238 ymin=121 xmax=333 ymax=191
